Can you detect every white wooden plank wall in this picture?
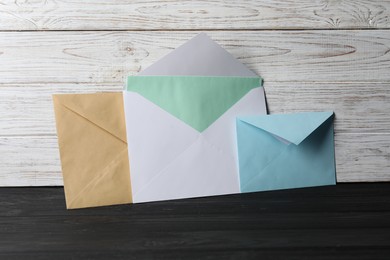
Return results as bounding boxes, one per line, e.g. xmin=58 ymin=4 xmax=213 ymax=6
xmin=0 ymin=1 xmax=389 ymax=186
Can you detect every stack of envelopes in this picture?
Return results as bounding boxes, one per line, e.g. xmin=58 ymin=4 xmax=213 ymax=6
xmin=53 ymin=33 xmax=336 ymax=209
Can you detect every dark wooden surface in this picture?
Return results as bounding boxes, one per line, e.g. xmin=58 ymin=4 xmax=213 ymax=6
xmin=0 ymin=183 xmax=389 ymax=259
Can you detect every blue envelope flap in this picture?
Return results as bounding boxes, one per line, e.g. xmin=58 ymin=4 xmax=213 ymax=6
xmin=238 ymin=111 xmax=334 ymax=145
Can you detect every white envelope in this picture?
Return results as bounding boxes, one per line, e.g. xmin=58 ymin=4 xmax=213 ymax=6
xmin=124 ymin=33 xmax=267 ymax=203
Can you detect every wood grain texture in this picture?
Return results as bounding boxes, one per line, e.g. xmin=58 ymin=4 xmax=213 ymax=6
xmin=0 ymin=31 xmax=390 ymax=84
xmin=0 ymin=136 xmax=61 ymax=186
xmin=265 ymin=82 xmax=390 ymax=134
xmin=0 ymin=30 xmax=390 ymax=185
xmin=1 ymin=82 xmax=389 ymax=137
xmin=0 ymin=132 xmax=389 ymax=186
xmin=0 ymin=2 xmax=389 ymax=186
xmin=1 ymin=83 xmax=389 ymax=184
xmin=0 ymin=184 xmax=389 ymax=258
xmin=0 ymin=0 xmax=389 ymax=30
xmin=0 ymin=84 xmax=120 ymax=137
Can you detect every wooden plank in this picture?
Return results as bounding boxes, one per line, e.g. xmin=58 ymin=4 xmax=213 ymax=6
xmin=265 ymin=82 xmax=390 ymax=134
xmin=0 ymin=84 xmax=120 ymax=136
xmin=0 ymin=31 xmax=390 ymax=84
xmin=0 ymin=0 xmax=389 ymax=30
xmin=0 ymin=184 xmax=389 ymax=258
xmin=0 ymin=218 xmax=389 ymax=254
xmin=2 ymin=247 xmax=390 ymax=259
xmin=2 ymin=184 xmax=390 ymax=217
xmin=0 ymin=136 xmax=62 ymax=186
xmin=0 ymin=133 xmax=388 ymax=186
xmin=0 ymin=81 xmax=388 ymax=184
xmin=0 ymin=82 xmax=389 ymax=136
xmin=336 ymin=134 xmax=390 ymax=182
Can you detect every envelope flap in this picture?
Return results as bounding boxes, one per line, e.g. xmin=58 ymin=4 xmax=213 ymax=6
xmin=126 ymin=76 xmax=262 ymax=132
xmin=53 ymin=93 xmax=127 ymax=142
xmin=238 ymin=111 xmax=334 ymax=145
xmin=140 ymin=33 xmax=257 ymax=77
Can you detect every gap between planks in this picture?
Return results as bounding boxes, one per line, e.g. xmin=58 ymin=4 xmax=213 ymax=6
xmin=2 ymin=28 xmax=390 ymax=32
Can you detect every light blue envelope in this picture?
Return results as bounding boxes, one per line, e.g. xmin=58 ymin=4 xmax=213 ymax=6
xmin=236 ymin=111 xmax=336 ymax=193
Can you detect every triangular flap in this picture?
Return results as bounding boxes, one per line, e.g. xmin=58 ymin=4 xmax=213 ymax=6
xmin=127 ymin=76 xmax=262 ymax=132
xmin=53 ymin=93 xmax=127 ymax=142
xmin=238 ymin=111 xmax=334 ymax=145
xmin=140 ymin=33 xmax=257 ymax=77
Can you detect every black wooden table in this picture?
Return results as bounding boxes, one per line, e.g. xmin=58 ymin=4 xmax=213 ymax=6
xmin=0 ymin=183 xmax=389 ymax=259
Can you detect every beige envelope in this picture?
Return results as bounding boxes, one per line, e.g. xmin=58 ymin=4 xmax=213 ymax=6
xmin=53 ymin=92 xmax=132 ymax=209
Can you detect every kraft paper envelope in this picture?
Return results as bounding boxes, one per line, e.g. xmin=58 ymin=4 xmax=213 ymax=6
xmin=53 ymin=93 xmax=132 ymax=209
xmin=124 ymin=76 xmax=266 ymax=203
xmin=236 ymin=112 xmax=336 ymax=193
